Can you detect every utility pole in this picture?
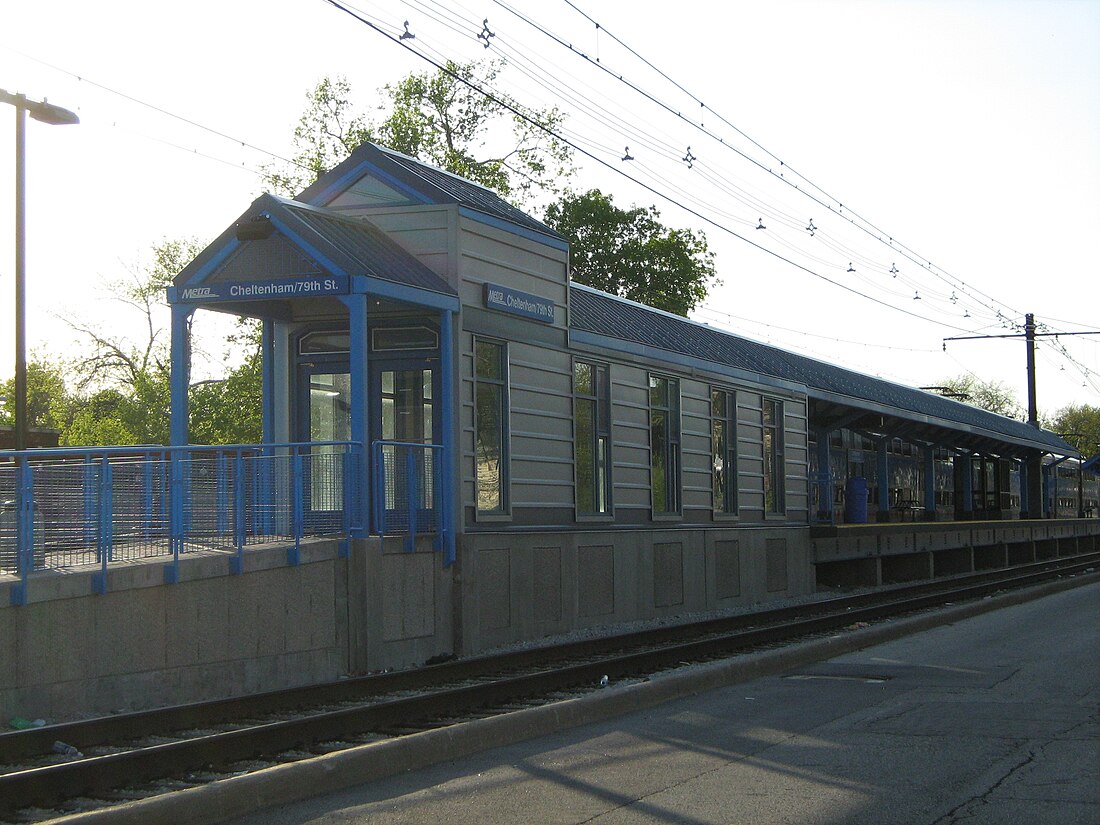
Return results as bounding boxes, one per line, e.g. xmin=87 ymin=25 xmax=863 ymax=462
xmin=1024 ymin=313 xmax=1038 ymax=428
xmin=943 ymin=314 xmax=1100 ymax=519
xmin=1023 ymin=313 xmax=1042 ymax=516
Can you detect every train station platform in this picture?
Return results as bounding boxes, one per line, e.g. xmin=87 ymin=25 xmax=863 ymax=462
xmin=221 ymin=577 xmax=1099 ymax=825
xmin=813 ymin=517 xmax=1100 ymax=588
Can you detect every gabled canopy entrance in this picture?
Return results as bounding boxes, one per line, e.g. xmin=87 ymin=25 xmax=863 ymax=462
xmin=168 ymin=193 xmax=460 ymax=557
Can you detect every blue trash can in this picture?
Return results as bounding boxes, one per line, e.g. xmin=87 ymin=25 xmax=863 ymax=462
xmin=844 ymin=477 xmax=869 ymax=523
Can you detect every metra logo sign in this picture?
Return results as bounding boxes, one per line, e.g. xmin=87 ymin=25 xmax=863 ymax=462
xmin=483 ymin=283 xmax=555 ymax=324
xmin=176 ymin=277 xmax=349 ymax=303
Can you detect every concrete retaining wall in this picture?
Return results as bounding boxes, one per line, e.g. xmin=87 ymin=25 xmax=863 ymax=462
xmin=0 ymin=540 xmax=349 ymax=722
xmin=813 ymin=519 xmax=1100 ymax=588
xmin=346 ymin=536 xmax=456 ymax=674
xmin=457 ymin=526 xmax=814 ymax=655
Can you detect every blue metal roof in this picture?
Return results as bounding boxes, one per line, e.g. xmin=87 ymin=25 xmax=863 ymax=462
xmin=297 ymin=142 xmax=565 ymax=244
xmin=569 ymin=284 xmax=1077 ymax=456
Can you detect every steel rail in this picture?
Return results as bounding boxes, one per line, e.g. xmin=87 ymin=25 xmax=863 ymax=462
xmin=3 ymin=549 xmax=1092 ymax=764
xmin=0 ymin=551 xmax=1096 ymax=815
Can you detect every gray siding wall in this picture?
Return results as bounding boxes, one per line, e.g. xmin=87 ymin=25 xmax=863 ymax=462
xmin=455 ymin=213 xmax=570 ymax=525
xmin=356 ymin=204 xmax=458 ymax=285
xmin=358 ymin=205 xmax=812 ymax=532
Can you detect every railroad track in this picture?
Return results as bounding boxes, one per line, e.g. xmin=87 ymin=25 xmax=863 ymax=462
xmin=1 ymin=551 xmax=1097 ymax=823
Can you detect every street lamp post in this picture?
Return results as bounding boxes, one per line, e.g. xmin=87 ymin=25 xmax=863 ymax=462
xmin=0 ymin=89 xmax=79 ymax=451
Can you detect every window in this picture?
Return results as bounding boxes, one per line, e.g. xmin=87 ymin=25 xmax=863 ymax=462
xmin=474 ymin=339 xmax=508 ymax=515
xmin=371 ymin=326 xmax=439 ymax=352
xmin=763 ymin=398 xmax=785 ymax=514
xmin=711 ymin=388 xmax=737 ymax=516
xmin=299 ymin=330 xmax=350 ymax=355
xmin=575 ymin=361 xmax=612 ymax=516
xmin=649 ymin=374 xmax=681 ymax=516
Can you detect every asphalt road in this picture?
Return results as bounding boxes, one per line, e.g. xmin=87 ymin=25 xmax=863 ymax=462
xmin=220 ymin=580 xmax=1099 ymax=825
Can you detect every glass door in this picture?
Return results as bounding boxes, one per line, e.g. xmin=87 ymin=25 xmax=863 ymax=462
xmin=376 ymin=365 xmax=436 ymax=528
xmin=296 ymin=354 xmax=437 ymax=534
xmin=300 ymin=367 xmax=352 ymax=528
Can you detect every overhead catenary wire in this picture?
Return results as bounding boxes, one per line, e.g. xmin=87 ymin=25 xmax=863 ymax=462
xmin=321 ymin=0 xmax=993 ymax=333
xmin=519 ymin=0 xmax=1028 ymax=322
xmin=3 ymin=3 xmax=1095 ymax=400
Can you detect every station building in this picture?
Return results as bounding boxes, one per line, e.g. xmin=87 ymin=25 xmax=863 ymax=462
xmin=162 ymin=142 xmax=1091 ymax=673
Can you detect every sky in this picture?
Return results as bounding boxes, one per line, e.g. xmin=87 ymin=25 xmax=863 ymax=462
xmin=1 ymin=0 xmax=1098 ymax=422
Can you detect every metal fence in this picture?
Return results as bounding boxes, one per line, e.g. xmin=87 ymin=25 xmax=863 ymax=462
xmin=372 ymin=440 xmax=444 ymax=554
xmin=0 ymin=442 xmax=362 ymax=604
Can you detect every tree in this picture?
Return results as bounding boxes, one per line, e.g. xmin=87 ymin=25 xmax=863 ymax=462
xmin=543 ymin=189 xmax=718 ymax=316
xmin=262 ymin=63 xmax=574 ymax=205
xmin=1046 ymin=403 xmax=1100 ymax=456
xmin=261 ymin=76 xmax=374 ymax=197
xmin=0 ymin=358 xmax=73 ymax=432
xmin=934 ymin=375 xmax=1024 ymax=420
xmin=63 ymin=239 xmax=263 ymax=446
xmin=266 ymin=68 xmax=719 ymax=314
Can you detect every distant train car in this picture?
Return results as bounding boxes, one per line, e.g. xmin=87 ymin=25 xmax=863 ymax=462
xmin=1053 ymin=457 xmax=1099 ymax=518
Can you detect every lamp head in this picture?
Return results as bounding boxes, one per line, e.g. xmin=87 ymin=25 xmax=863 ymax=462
xmin=29 ymin=99 xmax=79 ymax=126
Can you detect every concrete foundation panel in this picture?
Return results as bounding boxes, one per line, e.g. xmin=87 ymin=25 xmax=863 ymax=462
xmin=578 ymin=545 xmax=615 ymax=617
xmin=714 ymin=539 xmax=741 ymax=600
xmin=533 ymin=546 xmax=562 ymax=623
xmin=382 ymin=551 xmax=437 ymax=641
xmin=476 ymin=548 xmax=511 ymax=631
xmin=653 ymin=542 xmax=684 ymax=608
xmin=766 ymin=538 xmax=788 ymax=592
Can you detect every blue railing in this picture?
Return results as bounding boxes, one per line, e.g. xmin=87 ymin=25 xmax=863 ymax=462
xmin=0 ymin=442 xmax=363 ymax=605
xmin=372 ymin=440 xmax=449 ymax=562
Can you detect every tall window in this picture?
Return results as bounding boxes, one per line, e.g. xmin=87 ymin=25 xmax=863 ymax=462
xmin=575 ymin=361 xmax=612 ymax=516
xmin=763 ymin=398 xmax=785 ymax=514
xmin=474 ymin=339 xmax=508 ymax=515
xmin=649 ymin=374 xmax=681 ymax=516
xmin=711 ymin=388 xmax=737 ymax=516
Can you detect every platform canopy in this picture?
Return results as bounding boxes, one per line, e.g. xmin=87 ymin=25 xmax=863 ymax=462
xmin=569 ymin=284 xmax=1078 ymax=459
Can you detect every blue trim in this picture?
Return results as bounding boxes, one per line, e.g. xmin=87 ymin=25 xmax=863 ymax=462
xmin=440 ymin=309 xmax=456 ymax=565
xmin=304 ymin=158 xmax=432 ymax=208
xmin=570 ymin=329 xmax=806 ymax=397
xmin=354 ymin=274 xmax=460 ymax=311
xmin=458 ymin=206 xmax=569 ymax=251
xmin=176 ymin=238 xmax=241 ymax=290
xmin=405 ymin=449 xmax=418 ymax=552
xmin=170 ymin=305 xmax=193 ymax=447
xmin=341 ymin=293 xmax=371 ymax=537
xmin=262 ymin=320 xmax=275 ymax=444
xmin=876 ymin=438 xmax=890 ymax=515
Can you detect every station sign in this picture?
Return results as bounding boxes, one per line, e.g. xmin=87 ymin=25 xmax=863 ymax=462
xmin=174 ymin=276 xmax=349 ymax=304
xmin=483 ymin=283 xmax=555 ymax=324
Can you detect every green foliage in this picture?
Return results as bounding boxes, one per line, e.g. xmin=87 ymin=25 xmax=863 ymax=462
xmin=58 ymin=239 xmax=263 ymax=447
xmin=189 ymin=346 xmax=263 ymax=446
xmin=262 ymin=62 xmax=574 ymax=205
xmin=0 ymin=358 xmax=74 ymax=432
xmin=262 ymin=76 xmax=375 ymax=196
xmin=1045 ymin=403 xmax=1100 ymax=456
xmin=543 ymin=189 xmax=718 ymax=316
xmin=935 ymin=375 xmax=1024 ymax=420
